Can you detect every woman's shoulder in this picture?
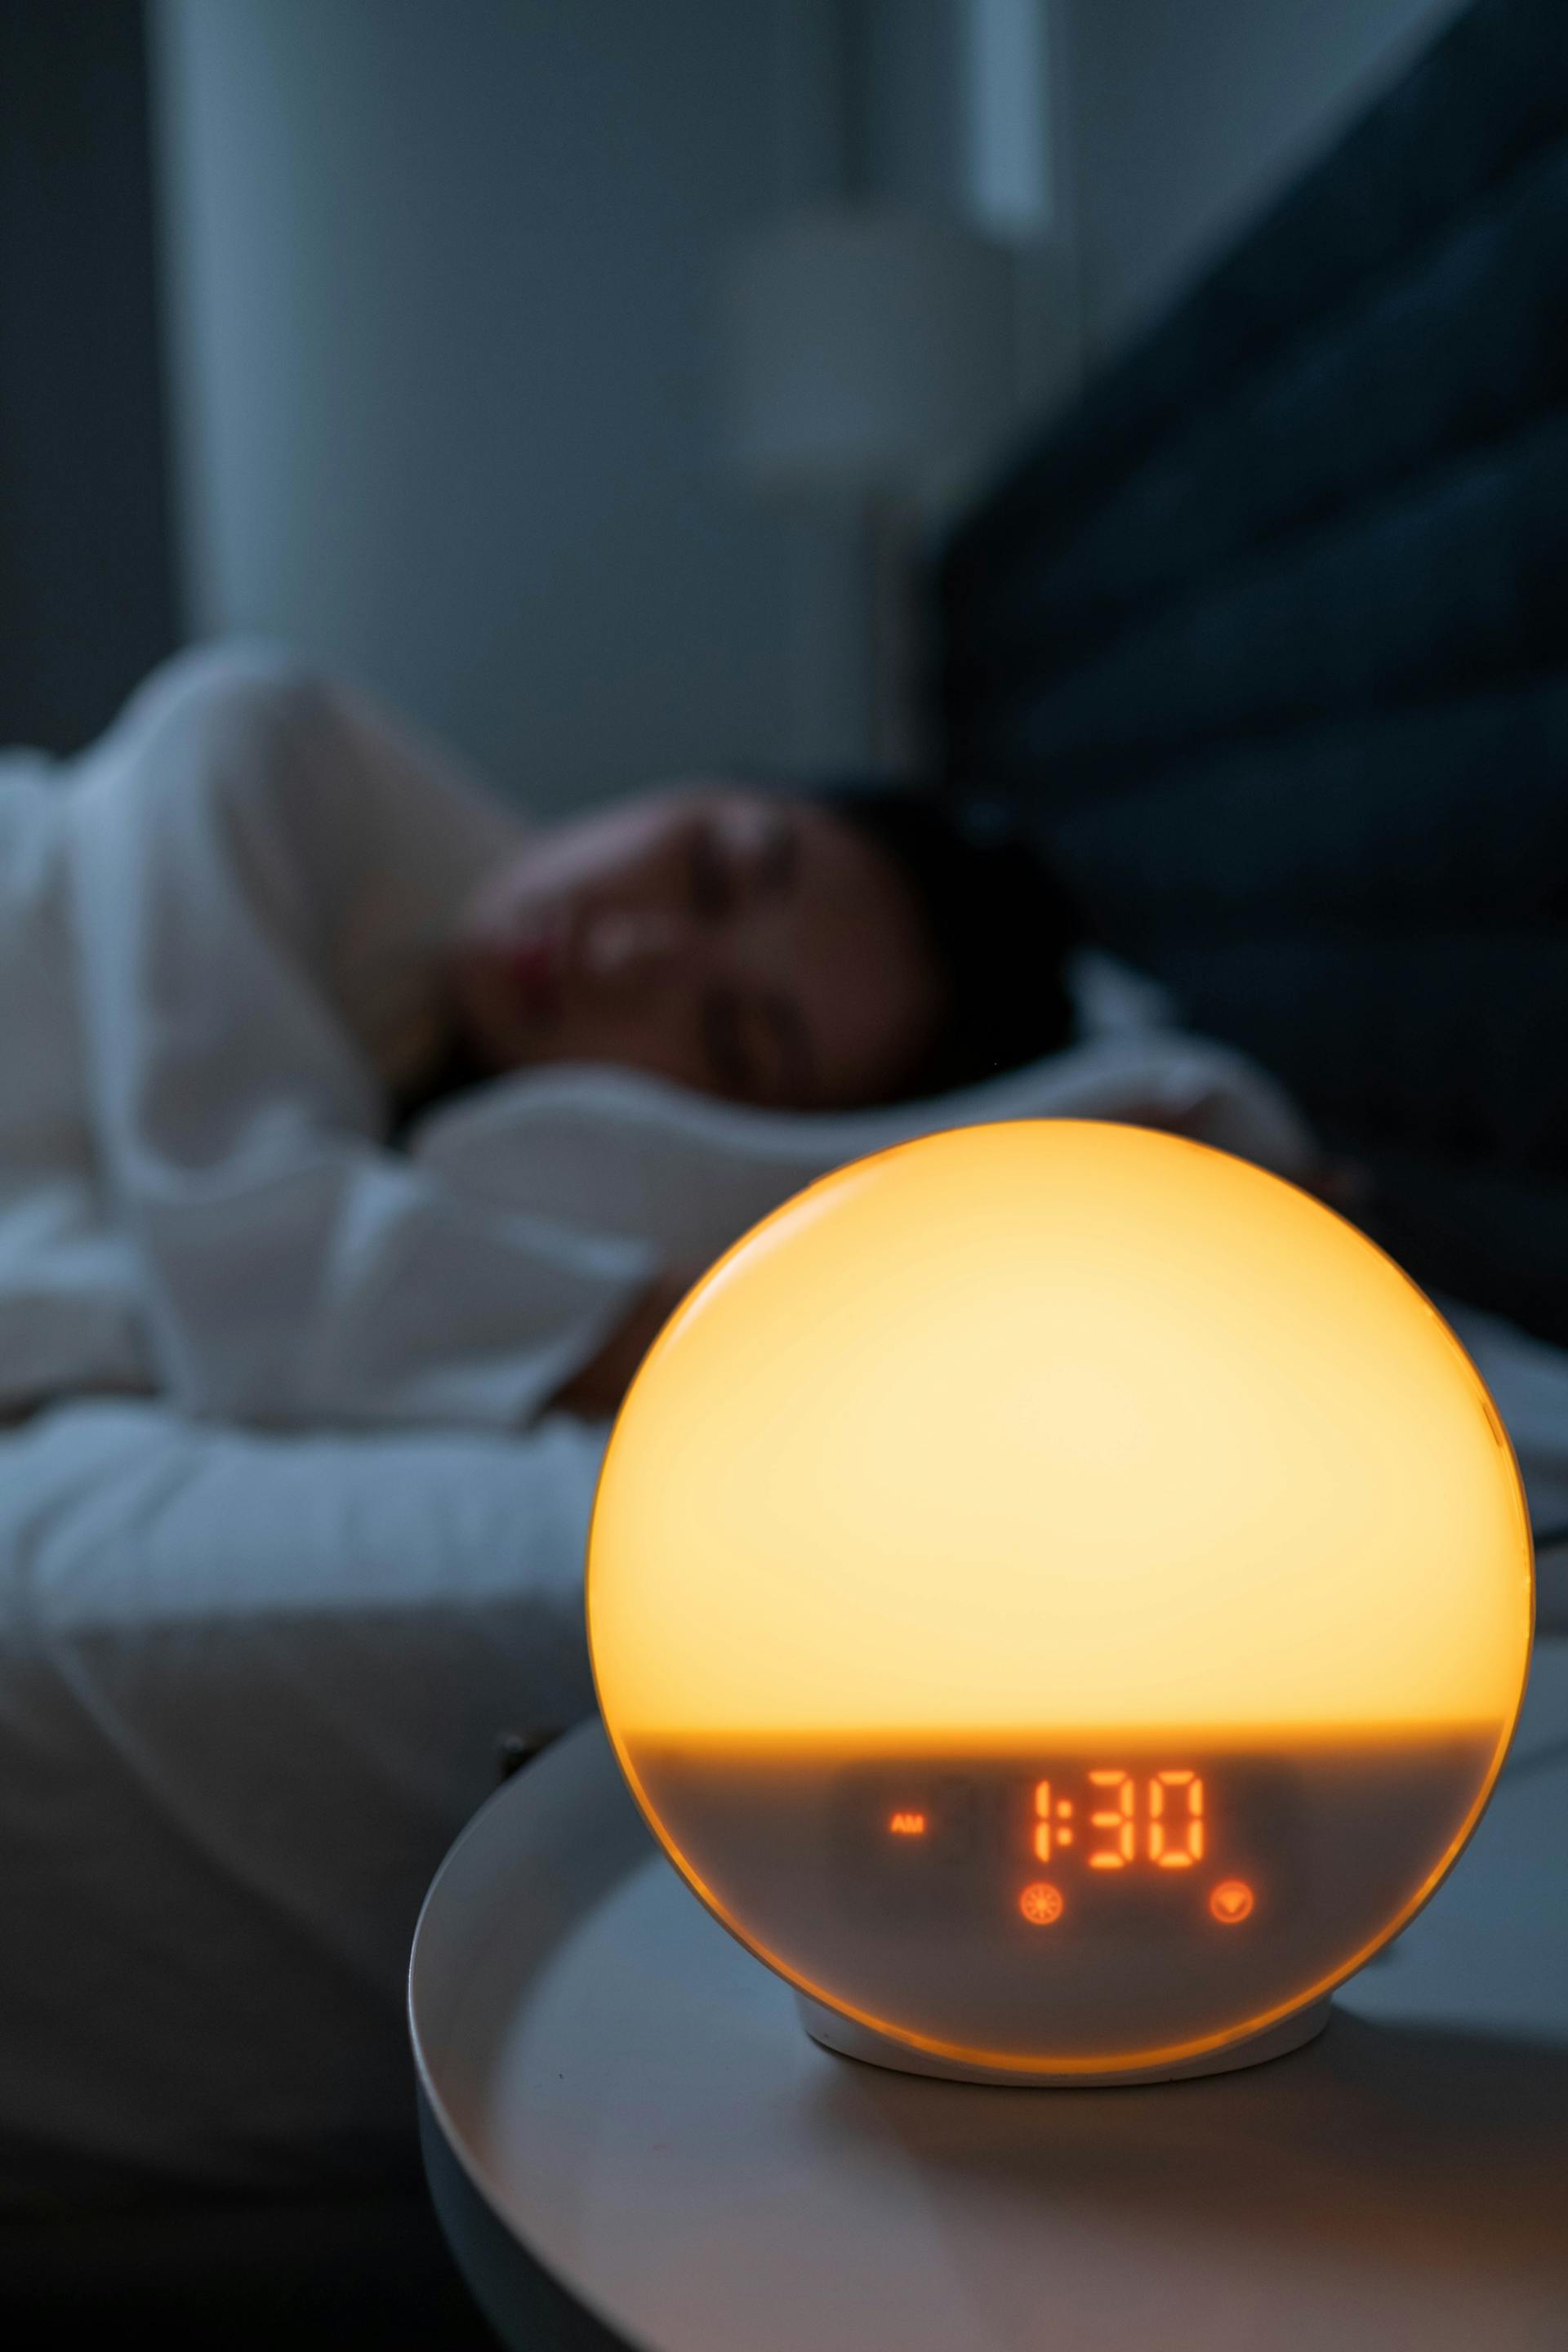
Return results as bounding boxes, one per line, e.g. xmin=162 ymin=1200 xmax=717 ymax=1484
xmin=107 ymin=639 xmax=346 ymax=764
xmin=60 ymin=644 xmax=408 ymax=905
xmin=74 ymin=640 xmax=448 ymax=837
xmin=97 ymin=644 xmax=513 ymax=832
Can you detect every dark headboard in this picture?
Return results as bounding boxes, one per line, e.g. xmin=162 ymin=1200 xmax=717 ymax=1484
xmin=937 ymin=0 xmax=1568 ymax=1345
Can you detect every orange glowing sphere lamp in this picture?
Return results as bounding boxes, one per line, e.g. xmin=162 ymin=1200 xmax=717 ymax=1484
xmin=586 ymin=1123 xmax=1534 ymax=2084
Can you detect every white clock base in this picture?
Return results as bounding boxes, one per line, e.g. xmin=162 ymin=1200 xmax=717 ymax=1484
xmin=795 ymin=1991 xmax=1332 ymax=2085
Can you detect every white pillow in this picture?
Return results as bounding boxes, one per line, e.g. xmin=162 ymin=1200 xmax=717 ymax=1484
xmin=414 ymin=1004 xmax=1316 ymax=1268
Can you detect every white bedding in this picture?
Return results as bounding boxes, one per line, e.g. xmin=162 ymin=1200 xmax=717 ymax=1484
xmin=0 ymin=1399 xmax=604 ymax=2209
xmin=2 ymin=1294 xmax=1565 ymax=2212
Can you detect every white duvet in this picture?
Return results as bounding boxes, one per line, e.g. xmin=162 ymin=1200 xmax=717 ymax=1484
xmin=0 ymin=1399 xmax=607 ymax=2208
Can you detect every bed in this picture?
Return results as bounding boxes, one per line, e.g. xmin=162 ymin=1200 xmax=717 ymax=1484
xmin=3 ymin=0 xmax=1566 ymax=2339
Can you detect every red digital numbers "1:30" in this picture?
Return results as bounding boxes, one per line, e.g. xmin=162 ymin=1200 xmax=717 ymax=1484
xmin=1033 ymin=1771 xmax=1205 ymax=1869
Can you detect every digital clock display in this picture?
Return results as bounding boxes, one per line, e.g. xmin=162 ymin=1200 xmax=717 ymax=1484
xmin=587 ymin=1123 xmax=1533 ymax=2079
xmin=1027 ymin=1767 xmax=1205 ymax=1870
xmin=862 ymin=1762 xmax=1246 ymax=1932
xmin=630 ymin=1726 xmax=1490 ymax=2065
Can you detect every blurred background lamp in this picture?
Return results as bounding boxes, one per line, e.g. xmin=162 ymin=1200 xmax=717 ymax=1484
xmin=588 ymin=1122 xmax=1535 ymax=2087
xmin=722 ymin=204 xmax=1021 ymax=766
xmin=722 ymin=204 xmax=1016 ymax=497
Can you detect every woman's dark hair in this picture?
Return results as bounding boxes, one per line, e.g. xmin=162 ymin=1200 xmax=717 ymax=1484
xmin=808 ymin=782 xmax=1085 ymax=1099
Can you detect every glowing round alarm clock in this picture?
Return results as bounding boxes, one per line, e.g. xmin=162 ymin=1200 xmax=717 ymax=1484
xmin=587 ymin=1122 xmax=1534 ymax=2085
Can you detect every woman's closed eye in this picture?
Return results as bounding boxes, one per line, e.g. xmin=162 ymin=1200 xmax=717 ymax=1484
xmin=688 ymin=825 xmax=735 ymax=920
xmin=701 ymin=987 xmax=754 ymax=1099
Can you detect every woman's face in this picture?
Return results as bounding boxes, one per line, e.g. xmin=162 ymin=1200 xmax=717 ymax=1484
xmin=446 ymin=784 xmax=944 ymax=1111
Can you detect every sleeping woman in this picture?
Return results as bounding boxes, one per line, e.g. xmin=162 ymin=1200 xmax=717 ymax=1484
xmin=0 ymin=643 xmax=1090 ymax=1431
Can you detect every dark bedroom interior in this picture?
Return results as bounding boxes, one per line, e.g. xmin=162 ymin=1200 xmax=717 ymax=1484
xmin=0 ymin=2 xmax=1564 ymax=2346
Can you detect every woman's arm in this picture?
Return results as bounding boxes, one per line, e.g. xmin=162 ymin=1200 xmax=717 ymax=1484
xmin=546 ymin=1262 xmax=706 ymax=1420
xmin=68 ymin=648 xmax=654 ymax=1428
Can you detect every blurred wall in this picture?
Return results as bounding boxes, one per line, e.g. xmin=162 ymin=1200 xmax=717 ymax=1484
xmin=147 ymin=0 xmax=1454 ymax=801
xmin=1058 ymin=0 xmax=1473 ymax=357
xmin=0 ymin=1 xmax=176 ymax=751
xmin=149 ymin=0 xmax=824 ymax=810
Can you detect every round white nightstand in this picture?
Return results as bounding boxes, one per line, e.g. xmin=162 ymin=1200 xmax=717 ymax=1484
xmin=412 ymin=1664 xmax=1568 ymax=2352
